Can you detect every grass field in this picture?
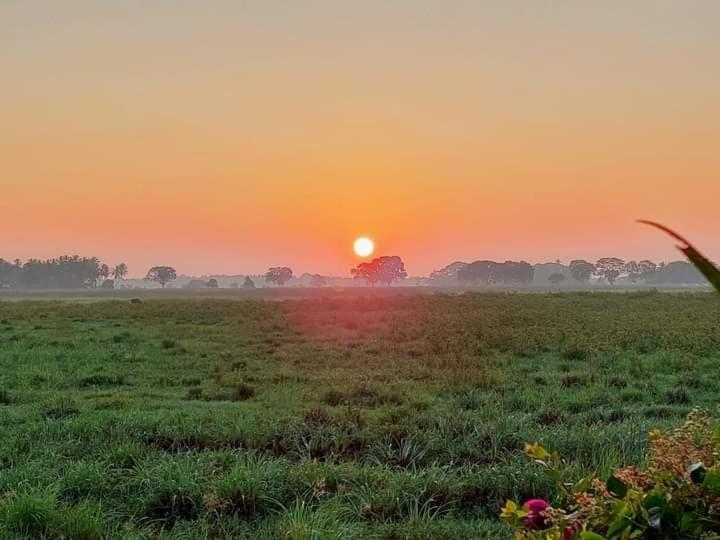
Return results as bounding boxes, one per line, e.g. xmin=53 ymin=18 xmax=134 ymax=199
xmin=1 ymin=291 xmax=719 ymax=539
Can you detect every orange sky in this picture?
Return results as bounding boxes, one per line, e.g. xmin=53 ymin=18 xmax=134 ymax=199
xmin=2 ymin=1 xmax=719 ymax=277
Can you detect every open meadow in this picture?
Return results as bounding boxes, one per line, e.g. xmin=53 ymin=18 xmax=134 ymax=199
xmin=1 ymin=291 xmax=720 ymax=539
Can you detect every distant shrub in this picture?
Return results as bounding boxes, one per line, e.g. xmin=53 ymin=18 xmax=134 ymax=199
xmin=80 ymin=374 xmax=125 ymax=387
xmin=665 ymin=386 xmax=691 ymax=405
xmin=562 ymin=346 xmax=591 ymax=361
xmin=141 ymin=492 xmax=199 ymax=526
xmin=230 ymin=383 xmax=256 ymax=401
xmin=45 ymin=399 xmax=79 ymax=419
xmin=560 ymin=374 xmax=588 ymax=388
xmin=185 ymin=387 xmax=203 ymax=400
xmin=303 ymin=407 xmax=334 ymax=426
xmin=160 ymin=338 xmax=176 ymax=350
xmin=370 ymin=435 xmax=428 ymax=468
xmin=643 ymin=405 xmax=677 ymax=419
xmin=0 ymin=389 xmax=13 ymax=405
xmin=534 ymin=406 xmax=566 ymax=426
xmin=322 ymin=389 xmax=344 ymax=407
xmin=274 ymin=501 xmax=359 ymax=539
xmin=208 ymin=459 xmax=292 ymax=518
xmin=112 ymin=331 xmax=132 ymax=343
xmin=678 ymin=374 xmax=703 ymax=389
xmin=322 ymin=385 xmax=401 ymax=408
xmin=107 ymin=444 xmax=144 ymax=470
xmin=130 ymin=298 xmax=142 ymax=304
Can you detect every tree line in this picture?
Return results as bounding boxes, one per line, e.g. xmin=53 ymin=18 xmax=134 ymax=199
xmin=431 ymin=258 xmax=708 ymax=286
xmin=564 ymin=258 xmax=706 ymax=285
xmin=0 ymin=254 xmax=710 ymax=290
xmin=0 ymin=257 xmax=128 ymax=289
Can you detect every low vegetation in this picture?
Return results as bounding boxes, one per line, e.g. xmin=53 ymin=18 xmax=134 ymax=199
xmin=503 ymin=410 xmax=720 ymax=538
xmin=1 ymin=292 xmax=720 ymax=538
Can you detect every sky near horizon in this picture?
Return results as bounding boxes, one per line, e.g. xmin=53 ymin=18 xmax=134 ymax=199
xmin=2 ymin=1 xmax=719 ymax=277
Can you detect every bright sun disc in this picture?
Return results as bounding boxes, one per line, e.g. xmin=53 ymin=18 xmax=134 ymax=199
xmin=354 ymin=237 xmax=374 ymax=257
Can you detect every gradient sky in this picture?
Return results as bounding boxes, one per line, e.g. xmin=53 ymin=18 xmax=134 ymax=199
xmin=3 ymin=1 xmax=719 ymax=277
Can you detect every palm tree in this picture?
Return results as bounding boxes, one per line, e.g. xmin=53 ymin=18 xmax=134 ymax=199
xmin=113 ymin=263 xmax=128 ymax=282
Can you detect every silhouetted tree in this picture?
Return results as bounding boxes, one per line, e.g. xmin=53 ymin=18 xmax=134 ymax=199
xmin=569 ymin=260 xmax=595 ymax=283
xmin=351 ymin=256 xmax=407 ymax=286
xmin=145 ymin=266 xmax=177 ymax=288
xmin=648 ymin=261 xmax=706 ymax=285
xmin=242 ymin=276 xmax=256 ymax=289
xmin=625 ymin=260 xmax=641 ymax=282
xmin=637 ymin=260 xmax=658 ymax=282
xmin=595 ymin=257 xmax=625 ymax=285
xmin=207 ymin=278 xmax=219 ymax=288
xmin=265 ymin=267 xmax=293 ymax=286
xmin=548 ymin=273 xmax=566 ymax=285
xmin=101 ymin=279 xmax=115 ymax=289
xmin=0 ymin=259 xmax=21 ymax=288
xmin=429 ymin=262 xmax=468 ymax=283
xmin=499 ymin=261 xmax=535 ymax=285
xmin=457 ymin=260 xmax=498 ymax=284
xmin=113 ymin=263 xmax=128 ymax=282
xmin=457 ymin=261 xmax=534 ymax=285
xmin=309 ymin=274 xmax=328 ymax=287
xmin=97 ymin=264 xmax=110 ymax=288
xmin=19 ymin=256 xmax=102 ymax=289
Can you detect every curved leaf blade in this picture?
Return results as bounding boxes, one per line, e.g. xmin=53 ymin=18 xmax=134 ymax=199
xmin=638 ymin=220 xmax=720 ymax=292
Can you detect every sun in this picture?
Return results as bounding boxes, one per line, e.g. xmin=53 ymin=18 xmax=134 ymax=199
xmin=353 ymin=237 xmax=374 ymax=257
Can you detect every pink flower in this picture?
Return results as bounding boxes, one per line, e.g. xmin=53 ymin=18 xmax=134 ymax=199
xmin=524 ymin=499 xmax=550 ymax=529
xmin=563 ymin=520 xmax=582 ymax=539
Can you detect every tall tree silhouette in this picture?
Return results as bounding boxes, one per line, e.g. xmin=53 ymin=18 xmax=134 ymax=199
xmin=569 ymin=260 xmax=595 ymax=283
xmin=265 ymin=267 xmax=293 ymax=286
xmin=351 ymin=256 xmax=407 ymax=286
xmin=145 ymin=266 xmax=177 ymax=288
xmin=595 ymin=258 xmax=625 ymax=285
xmin=113 ymin=263 xmax=128 ymax=282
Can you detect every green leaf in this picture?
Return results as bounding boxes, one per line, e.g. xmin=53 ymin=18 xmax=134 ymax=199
xmin=607 ymin=503 xmax=632 ymax=537
xmin=580 ymin=533 xmax=607 ymax=540
xmin=638 ymin=220 xmax=720 ymax=292
xmin=642 ymin=490 xmax=668 ymax=511
xmin=607 ymin=475 xmax=628 ymax=498
xmin=545 ymin=468 xmax=562 ymax=483
xmin=680 ymin=512 xmax=701 ymax=534
xmin=574 ymin=474 xmax=593 ymax=493
xmin=703 ymin=469 xmax=720 ymax=495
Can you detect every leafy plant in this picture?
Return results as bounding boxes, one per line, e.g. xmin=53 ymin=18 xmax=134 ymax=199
xmin=502 ymin=409 xmax=720 ymax=538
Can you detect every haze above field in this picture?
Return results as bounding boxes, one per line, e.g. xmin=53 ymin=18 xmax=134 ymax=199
xmin=3 ymin=1 xmax=719 ymax=276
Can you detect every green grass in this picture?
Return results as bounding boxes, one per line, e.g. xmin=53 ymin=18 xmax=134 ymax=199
xmin=1 ymin=292 xmax=719 ymax=538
